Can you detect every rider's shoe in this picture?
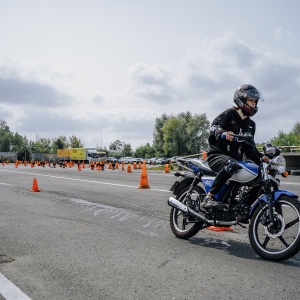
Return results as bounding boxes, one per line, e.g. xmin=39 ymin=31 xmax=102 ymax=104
xmin=202 ymin=195 xmax=224 ymax=210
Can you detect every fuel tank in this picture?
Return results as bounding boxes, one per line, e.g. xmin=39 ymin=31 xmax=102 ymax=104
xmin=230 ymin=161 xmax=259 ymax=183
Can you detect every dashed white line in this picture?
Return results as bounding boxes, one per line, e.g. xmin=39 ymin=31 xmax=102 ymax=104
xmin=0 ymin=273 xmax=31 ymax=300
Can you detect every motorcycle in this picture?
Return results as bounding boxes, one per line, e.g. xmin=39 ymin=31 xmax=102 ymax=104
xmin=167 ymin=133 xmax=300 ymax=261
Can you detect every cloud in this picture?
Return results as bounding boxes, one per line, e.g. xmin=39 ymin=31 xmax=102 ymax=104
xmin=1 ymin=31 xmax=300 ymax=149
xmin=126 ymin=63 xmax=178 ymax=103
xmin=273 ymin=27 xmax=295 ymax=42
xmin=124 ymin=32 xmax=300 ymax=145
xmin=0 ymin=76 xmax=72 ymax=106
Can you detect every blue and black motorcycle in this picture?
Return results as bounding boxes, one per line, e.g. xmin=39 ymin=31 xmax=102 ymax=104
xmin=168 ymin=134 xmax=300 ymax=261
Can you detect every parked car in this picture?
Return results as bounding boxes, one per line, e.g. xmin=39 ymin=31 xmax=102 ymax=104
xmin=147 ymin=157 xmax=159 ymax=165
xmin=170 ymin=156 xmax=181 ymax=163
xmin=156 ymin=157 xmax=170 ymax=165
xmin=128 ymin=157 xmax=137 ymax=164
xmin=135 ymin=158 xmax=144 ymax=163
xmin=107 ymin=157 xmax=119 ymax=163
xmin=119 ymin=157 xmax=133 ymax=164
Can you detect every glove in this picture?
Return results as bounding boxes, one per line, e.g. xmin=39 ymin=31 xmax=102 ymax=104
xmin=261 ymin=156 xmax=269 ymax=163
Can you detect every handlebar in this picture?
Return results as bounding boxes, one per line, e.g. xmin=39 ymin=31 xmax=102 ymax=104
xmin=220 ymin=133 xmax=253 ymax=142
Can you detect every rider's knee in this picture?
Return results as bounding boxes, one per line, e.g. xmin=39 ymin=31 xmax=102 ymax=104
xmin=224 ymin=158 xmax=240 ymax=175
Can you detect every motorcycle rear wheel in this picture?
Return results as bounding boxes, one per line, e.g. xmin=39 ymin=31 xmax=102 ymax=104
xmin=249 ymin=196 xmax=300 ymax=261
xmin=170 ymin=185 xmax=204 ymax=239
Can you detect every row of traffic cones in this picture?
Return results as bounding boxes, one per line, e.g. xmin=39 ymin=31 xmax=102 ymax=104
xmin=28 ymin=161 xmax=151 ymax=192
xmin=27 ymin=165 xmax=230 ymax=231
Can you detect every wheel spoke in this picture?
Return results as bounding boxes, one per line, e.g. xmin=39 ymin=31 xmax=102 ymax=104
xmin=285 ymin=217 xmax=299 ymax=230
xmin=262 ymin=235 xmax=270 ymax=248
xmin=278 ymin=235 xmax=290 ymax=248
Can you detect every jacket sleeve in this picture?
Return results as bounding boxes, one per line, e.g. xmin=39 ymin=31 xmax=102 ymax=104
xmin=244 ymin=121 xmax=263 ymax=164
xmin=210 ymin=110 xmax=231 ymax=140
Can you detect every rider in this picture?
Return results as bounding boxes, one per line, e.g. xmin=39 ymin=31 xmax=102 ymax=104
xmin=202 ymin=84 xmax=268 ymax=209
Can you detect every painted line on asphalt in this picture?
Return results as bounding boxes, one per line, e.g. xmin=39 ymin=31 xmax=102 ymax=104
xmin=0 ymin=273 xmax=31 ymax=300
xmin=0 ymin=182 xmax=14 ymax=186
xmin=0 ymin=169 xmax=172 ymax=193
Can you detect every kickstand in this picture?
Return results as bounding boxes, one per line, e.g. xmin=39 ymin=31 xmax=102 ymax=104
xmin=237 ymin=223 xmax=247 ymax=228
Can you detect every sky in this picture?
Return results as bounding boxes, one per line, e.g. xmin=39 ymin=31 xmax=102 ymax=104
xmin=1 ymin=0 xmax=300 ymax=150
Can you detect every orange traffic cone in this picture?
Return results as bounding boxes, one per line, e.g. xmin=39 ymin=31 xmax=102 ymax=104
xmin=30 ymin=178 xmax=41 ymax=192
xmin=206 ymin=226 xmax=233 ymax=232
xmin=138 ymin=161 xmax=150 ymax=189
xmin=127 ymin=163 xmax=132 ymax=173
xmin=164 ymin=164 xmax=169 ymax=173
xmin=121 ymin=161 xmax=125 ymax=171
xmin=78 ymin=164 xmax=82 ymax=171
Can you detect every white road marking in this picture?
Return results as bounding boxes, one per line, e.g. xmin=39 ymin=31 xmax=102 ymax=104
xmin=0 ymin=273 xmax=31 ymax=300
xmin=0 ymin=182 xmax=14 ymax=186
xmin=0 ymin=169 xmax=172 ymax=192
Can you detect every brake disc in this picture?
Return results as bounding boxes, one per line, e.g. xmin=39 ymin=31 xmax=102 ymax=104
xmin=264 ymin=214 xmax=285 ymax=238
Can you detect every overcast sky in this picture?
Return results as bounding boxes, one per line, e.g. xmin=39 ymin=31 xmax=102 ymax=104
xmin=1 ymin=0 xmax=300 ymax=150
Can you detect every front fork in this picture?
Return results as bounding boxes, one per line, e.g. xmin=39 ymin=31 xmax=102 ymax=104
xmin=260 ymin=161 xmax=275 ymax=226
xmin=263 ymin=180 xmax=275 ymax=226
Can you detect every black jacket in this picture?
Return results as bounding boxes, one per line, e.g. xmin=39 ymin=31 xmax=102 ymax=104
xmin=207 ymin=108 xmax=262 ymax=165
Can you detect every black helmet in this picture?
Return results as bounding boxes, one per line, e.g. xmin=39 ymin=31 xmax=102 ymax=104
xmin=233 ymin=84 xmax=262 ymax=116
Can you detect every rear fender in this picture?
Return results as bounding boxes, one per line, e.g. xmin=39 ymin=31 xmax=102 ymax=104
xmin=170 ymin=172 xmax=195 ymax=196
xmin=249 ymin=190 xmax=298 ymax=217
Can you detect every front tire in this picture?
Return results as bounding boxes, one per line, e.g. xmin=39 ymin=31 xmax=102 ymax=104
xmin=170 ymin=185 xmax=205 ymax=239
xmin=249 ymin=196 xmax=300 ymax=261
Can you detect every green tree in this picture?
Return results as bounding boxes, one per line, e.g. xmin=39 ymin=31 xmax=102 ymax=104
xmin=267 ymin=121 xmax=300 ymax=152
xmin=35 ymin=138 xmax=52 ymax=153
xmin=135 ymin=143 xmax=155 ymax=159
xmin=11 ymin=132 xmax=24 ymax=152
xmin=51 ymin=136 xmax=68 ymax=154
xmin=162 ymin=116 xmax=183 ymax=156
xmin=153 ymin=113 xmax=169 ymax=156
xmin=69 ymin=135 xmax=84 ymax=148
xmin=161 ymin=112 xmax=210 ymax=156
xmin=122 ymin=143 xmax=133 ymax=156
xmin=0 ymin=120 xmax=12 ymax=151
xmin=109 ymin=139 xmax=123 ymax=151
xmin=16 ymin=136 xmax=32 ymax=161
xmin=0 ymin=131 xmax=12 ymax=152
xmin=292 ymin=122 xmax=300 ymax=135
xmin=186 ymin=113 xmax=210 ymax=154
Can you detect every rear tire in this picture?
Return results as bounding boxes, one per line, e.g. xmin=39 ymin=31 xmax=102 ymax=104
xmin=170 ymin=185 xmax=205 ymax=239
xmin=249 ymin=196 xmax=300 ymax=261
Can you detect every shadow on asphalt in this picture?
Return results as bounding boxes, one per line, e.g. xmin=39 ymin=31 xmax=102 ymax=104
xmin=187 ymin=236 xmax=300 ymax=266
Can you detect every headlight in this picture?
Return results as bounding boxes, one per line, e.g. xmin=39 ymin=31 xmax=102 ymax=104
xmin=271 ymin=156 xmax=286 ymax=174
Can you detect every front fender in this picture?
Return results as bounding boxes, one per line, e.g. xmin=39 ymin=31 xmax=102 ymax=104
xmin=249 ymin=190 xmax=298 ymax=217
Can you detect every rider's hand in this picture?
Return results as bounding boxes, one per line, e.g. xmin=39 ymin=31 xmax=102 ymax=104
xmin=225 ymin=131 xmax=234 ymax=141
xmin=261 ymin=156 xmax=269 ymax=163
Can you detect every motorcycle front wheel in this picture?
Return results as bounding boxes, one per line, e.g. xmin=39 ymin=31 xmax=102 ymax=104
xmin=170 ymin=185 xmax=205 ymax=239
xmin=249 ymin=195 xmax=300 ymax=261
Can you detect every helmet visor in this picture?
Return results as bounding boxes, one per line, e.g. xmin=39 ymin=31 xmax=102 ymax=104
xmin=247 ymin=89 xmax=264 ymax=102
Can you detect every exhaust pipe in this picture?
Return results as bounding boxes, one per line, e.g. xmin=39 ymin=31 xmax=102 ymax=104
xmin=168 ymin=196 xmax=207 ymax=222
xmin=168 ymin=197 xmax=237 ymax=226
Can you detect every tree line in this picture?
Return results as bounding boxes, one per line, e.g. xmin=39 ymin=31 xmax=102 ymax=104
xmin=1 ymin=116 xmax=300 ymax=161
